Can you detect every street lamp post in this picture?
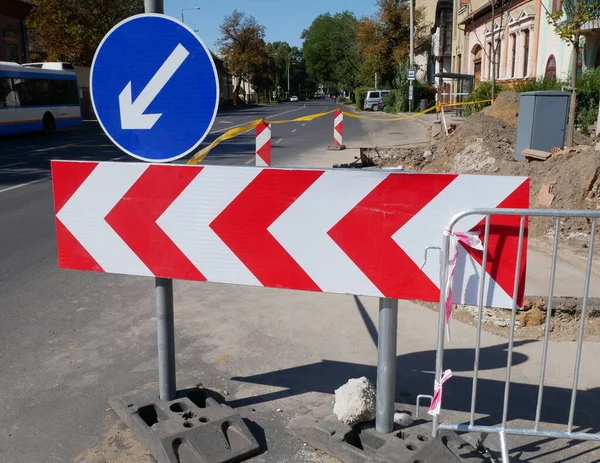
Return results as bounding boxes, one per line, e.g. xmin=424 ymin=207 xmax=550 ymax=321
xmin=181 ymin=6 xmax=201 ymax=24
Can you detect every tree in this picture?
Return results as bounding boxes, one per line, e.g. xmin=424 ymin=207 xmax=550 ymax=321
xmin=218 ymin=10 xmax=271 ymax=103
xmin=27 ymin=0 xmax=143 ymax=66
xmin=546 ymin=0 xmax=594 ymax=147
xmin=301 ymin=12 xmax=362 ymax=91
xmin=356 ymin=0 xmax=431 ymax=87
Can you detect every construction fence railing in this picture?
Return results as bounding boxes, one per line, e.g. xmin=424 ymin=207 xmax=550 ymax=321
xmin=186 ymin=99 xmax=494 ymax=165
xmin=417 ymin=207 xmax=600 ymax=463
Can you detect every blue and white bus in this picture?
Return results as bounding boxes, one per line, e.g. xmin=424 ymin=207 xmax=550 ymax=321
xmin=0 ymin=62 xmax=83 ymax=136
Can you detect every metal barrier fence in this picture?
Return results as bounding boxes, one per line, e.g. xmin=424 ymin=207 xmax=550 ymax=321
xmin=423 ymin=208 xmax=600 ymax=463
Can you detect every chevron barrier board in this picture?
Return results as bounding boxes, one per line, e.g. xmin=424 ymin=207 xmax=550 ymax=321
xmin=51 ymin=161 xmax=529 ymax=308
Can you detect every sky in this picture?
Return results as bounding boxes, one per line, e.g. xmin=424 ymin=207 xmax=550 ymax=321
xmin=164 ymin=0 xmax=379 ymax=54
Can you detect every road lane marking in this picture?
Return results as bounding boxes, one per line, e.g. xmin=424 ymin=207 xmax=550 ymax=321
xmin=275 ymin=138 xmax=283 ymax=144
xmin=301 ymin=123 xmax=306 ymax=126
xmin=244 ymin=158 xmax=254 ymax=165
xmin=0 ymin=177 xmax=49 ymax=194
xmin=291 ymin=129 xmax=297 ymax=133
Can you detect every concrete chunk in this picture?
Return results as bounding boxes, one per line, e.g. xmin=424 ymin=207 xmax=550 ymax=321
xmin=333 ymin=377 xmax=376 ymax=426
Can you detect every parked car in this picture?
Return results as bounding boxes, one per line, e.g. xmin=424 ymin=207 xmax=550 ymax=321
xmin=363 ymin=89 xmax=390 ymax=111
xmin=290 ymin=95 xmax=299 ymax=102
xmin=377 ymin=98 xmax=385 ymax=111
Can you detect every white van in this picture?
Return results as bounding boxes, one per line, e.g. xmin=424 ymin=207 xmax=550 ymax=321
xmin=363 ymin=89 xmax=390 ymax=111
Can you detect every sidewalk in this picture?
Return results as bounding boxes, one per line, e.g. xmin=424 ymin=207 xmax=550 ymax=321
xmin=282 ymin=104 xmax=431 ymax=169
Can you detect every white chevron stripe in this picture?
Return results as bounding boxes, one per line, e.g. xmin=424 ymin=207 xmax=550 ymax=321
xmin=256 ymin=124 xmax=270 ymax=149
xmin=393 ymin=175 xmax=528 ymax=308
xmin=255 ymin=124 xmax=270 ymax=166
xmin=334 ymin=131 xmax=343 ymax=145
xmin=157 ymin=166 xmax=262 ymax=286
xmin=334 ymin=113 xmax=343 ymax=126
xmin=56 ymin=162 xmax=152 ymax=276
xmin=269 ymin=170 xmax=386 ymax=296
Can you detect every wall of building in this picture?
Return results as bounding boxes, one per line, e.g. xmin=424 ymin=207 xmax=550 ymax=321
xmin=0 ymin=14 xmax=27 ymax=63
xmin=536 ymin=0 xmax=573 ymax=80
xmin=463 ymin=0 xmax=538 ymax=86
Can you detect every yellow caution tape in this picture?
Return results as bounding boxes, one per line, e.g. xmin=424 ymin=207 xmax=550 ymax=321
xmin=187 ymin=110 xmax=337 ymax=164
xmin=437 ymin=99 xmax=494 ymax=109
xmin=186 ymin=99 xmax=495 ymax=164
xmin=188 ymin=119 xmax=262 ymax=164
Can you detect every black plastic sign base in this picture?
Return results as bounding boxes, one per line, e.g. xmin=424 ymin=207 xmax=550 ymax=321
xmin=109 ymin=385 xmax=260 ymax=463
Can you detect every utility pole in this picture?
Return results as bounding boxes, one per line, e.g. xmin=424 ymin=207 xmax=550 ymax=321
xmin=287 ymin=54 xmax=290 ymax=98
xmin=490 ymin=0 xmax=497 ymax=100
xmin=409 ymin=0 xmax=414 ymax=112
xmin=566 ymin=0 xmax=580 ymax=148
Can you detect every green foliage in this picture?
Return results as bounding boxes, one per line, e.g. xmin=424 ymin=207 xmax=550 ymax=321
xmin=576 ymin=67 xmax=600 ymax=134
xmin=301 ymin=12 xmax=362 ymax=91
xmin=218 ymin=10 xmax=271 ymax=92
xmin=463 ymin=82 xmax=503 ymax=116
xmin=383 ymin=90 xmax=402 ymax=113
xmin=514 ymin=76 xmax=565 ymax=93
xmin=27 ymin=0 xmax=143 ymax=65
xmin=548 ymin=0 xmax=595 ymax=44
xmin=354 ymin=87 xmax=370 ymax=111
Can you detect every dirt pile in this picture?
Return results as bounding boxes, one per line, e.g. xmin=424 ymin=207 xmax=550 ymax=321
xmin=482 ymin=91 xmax=520 ymax=127
xmin=424 ymin=111 xmax=600 ymax=238
xmin=426 ymin=112 xmax=517 ymax=173
xmin=372 ymin=106 xmax=600 ymax=240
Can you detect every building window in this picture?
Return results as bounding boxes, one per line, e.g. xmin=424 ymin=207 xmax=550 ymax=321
xmin=457 ymin=54 xmax=462 ymax=73
xmin=487 ymin=42 xmax=492 ymax=79
xmin=6 ymin=44 xmax=18 ymax=62
xmin=510 ymin=34 xmax=517 ymax=78
xmin=523 ymin=30 xmax=530 ymax=77
xmin=545 ymin=55 xmax=557 ymax=78
xmin=442 ymin=10 xmax=453 ymax=55
xmin=495 ymin=40 xmax=501 ymax=79
xmin=472 ymin=45 xmax=482 ymax=81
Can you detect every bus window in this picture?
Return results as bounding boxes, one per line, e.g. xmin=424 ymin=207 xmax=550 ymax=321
xmin=0 ymin=78 xmax=15 ymax=107
xmin=13 ymin=78 xmax=79 ymax=107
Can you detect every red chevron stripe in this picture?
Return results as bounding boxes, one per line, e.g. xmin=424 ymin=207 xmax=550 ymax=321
xmin=210 ymin=169 xmax=323 ymax=291
xmin=51 ymin=160 xmax=103 ymax=272
xmin=466 ymin=178 xmax=529 ymax=307
xmin=105 ymin=165 xmax=205 ymax=281
xmin=329 ymin=173 xmax=457 ymax=301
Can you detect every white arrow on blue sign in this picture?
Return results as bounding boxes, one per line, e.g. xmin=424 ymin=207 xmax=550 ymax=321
xmin=90 ymin=14 xmax=219 ymax=162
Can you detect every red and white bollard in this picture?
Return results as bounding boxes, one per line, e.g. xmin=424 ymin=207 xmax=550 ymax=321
xmin=255 ymin=121 xmax=271 ymax=166
xmin=333 ymin=108 xmax=343 ymax=147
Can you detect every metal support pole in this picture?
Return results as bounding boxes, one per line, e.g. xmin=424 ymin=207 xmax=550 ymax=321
xmin=144 ymin=0 xmax=176 ymax=403
xmin=144 ymin=0 xmax=163 ymax=14
xmin=376 ymin=297 xmax=398 ymax=433
xmin=156 ymin=277 xmax=176 ymax=401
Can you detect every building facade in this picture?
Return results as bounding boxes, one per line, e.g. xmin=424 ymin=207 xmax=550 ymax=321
xmin=429 ymin=0 xmax=600 ymax=103
xmin=0 ymin=0 xmax=34 ymax=64
xmin=462 ymin=0 xmax=539 ymax=86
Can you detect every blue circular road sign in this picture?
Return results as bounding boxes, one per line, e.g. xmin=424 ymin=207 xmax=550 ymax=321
xmin=90 ymin=14 xmax=219 ymax=162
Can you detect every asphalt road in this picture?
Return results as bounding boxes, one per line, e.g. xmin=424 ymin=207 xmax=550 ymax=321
xmin=0 ymin=99 xmax=364 ymax=191
xmin=0 ymin=99 xmax=362 ymax=463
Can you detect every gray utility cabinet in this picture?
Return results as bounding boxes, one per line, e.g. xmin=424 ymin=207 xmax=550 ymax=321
xmin=515 ymin=91 xmax=570 ymax=160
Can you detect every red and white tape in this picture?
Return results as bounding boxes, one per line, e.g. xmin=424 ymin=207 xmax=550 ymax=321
xmin=443 ymin=228 xmax=484 ymax=341
xmin=428 ymin=369 xmax=453 ymax=416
